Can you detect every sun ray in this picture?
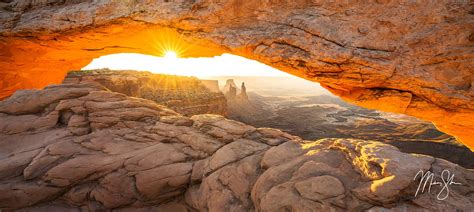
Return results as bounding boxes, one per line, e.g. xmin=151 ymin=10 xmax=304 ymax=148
xmin=146 ymin=28 xmax=189 ymax=58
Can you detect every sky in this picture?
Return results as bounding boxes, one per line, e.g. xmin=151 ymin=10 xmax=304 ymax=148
xmin=82 ymin=52 xmax=330 ymax=96
xmin=82 ymin=53 xmax=292 ymax=78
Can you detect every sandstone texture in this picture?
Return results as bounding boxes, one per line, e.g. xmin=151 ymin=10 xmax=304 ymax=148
xmin=64 ymin=69 xmax=227 ymax=116
xmin=0 ymin=1 xmax=472 ymax=149
xmin=0 ymin=82 xmax=473 ymax=211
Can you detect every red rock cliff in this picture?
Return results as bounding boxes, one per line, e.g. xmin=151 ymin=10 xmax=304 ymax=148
xmin=64 ymin=69 xmax=227 ymax=116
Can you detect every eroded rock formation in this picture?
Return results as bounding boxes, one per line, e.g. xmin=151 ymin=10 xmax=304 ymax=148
xmin=64 ymin=69 xmax=227 ymax=116
xmin=223 ymin=79 xmax=238 ymax=99
xmin=0 ymin=82 xmax=473 ymax=211
xmin=223 ymin=79 xmax=248 ymax=103
xmin=0 ymin=1 xmax=473 ymax=148
xmin=239 ymin=82 xmax=249 ymax=100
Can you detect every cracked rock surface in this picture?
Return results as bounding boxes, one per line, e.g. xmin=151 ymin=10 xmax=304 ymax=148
xmin=0 ymin=1 xmax=473 ymax=149
xmin=0 ymin=82 xmax=473 ymax=211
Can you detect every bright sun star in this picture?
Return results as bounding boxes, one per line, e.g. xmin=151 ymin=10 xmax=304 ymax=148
xmin=164 ymin=51 xmax=178 ymax=59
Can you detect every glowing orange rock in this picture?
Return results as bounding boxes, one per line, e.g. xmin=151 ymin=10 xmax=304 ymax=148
xmin=0 ymin=1 xmax=472 ymax=149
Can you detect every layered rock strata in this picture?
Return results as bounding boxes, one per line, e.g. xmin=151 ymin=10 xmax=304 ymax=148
xmin=0 ymin=82 xmax=472 ymax=211
xmin=64 ymin=69 xmax=227 ymax=116
xmin=0 ymin=1 xmax=473 ymax=149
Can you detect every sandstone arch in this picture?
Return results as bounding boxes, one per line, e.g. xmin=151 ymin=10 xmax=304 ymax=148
xmin=0 ymin=1 xmax=473 ymax=149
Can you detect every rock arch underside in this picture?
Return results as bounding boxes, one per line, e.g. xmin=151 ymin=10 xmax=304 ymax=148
xmin=1 ymin=1 xmax=473 ymax=150
xmin=1 ymin=1 xmax=473 ymax=149
xmin=0 ymin=1 xmax=474 ymax=211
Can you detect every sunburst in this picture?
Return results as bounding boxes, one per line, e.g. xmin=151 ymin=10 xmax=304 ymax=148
xmin=148 ymin=28 xmax=189 ymax=58
xmin=163 ymin=50 xmax=178 ymax=59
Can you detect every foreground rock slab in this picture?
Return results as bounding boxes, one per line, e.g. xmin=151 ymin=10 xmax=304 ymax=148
xmin=0 ymin=83 xmax=472 ymax=211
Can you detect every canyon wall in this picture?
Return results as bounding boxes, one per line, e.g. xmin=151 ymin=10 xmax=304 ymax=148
xmin=0 ymin=82 xmax=472 ymax=210
xmin=200 ymin=80 xmax=221 ymax=93
xmin=0 ymin=1 xmax=472 ymax=149
xmin=64 ymin=69 xmax=227 ymax=116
